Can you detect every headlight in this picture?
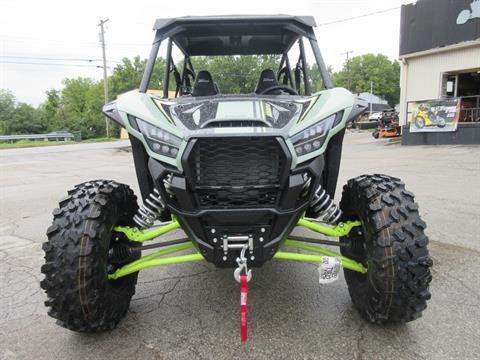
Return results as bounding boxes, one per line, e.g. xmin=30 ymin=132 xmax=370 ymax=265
xmin=136 ymin=118 xmax=182 ymax=158
xmin=291 ymin=114 xmax=336 ymax=156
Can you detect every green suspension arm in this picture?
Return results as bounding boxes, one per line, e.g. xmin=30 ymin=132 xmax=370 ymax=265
xmin=108 ymin=216 xmax=366 ymax=280
xmin=108 ymin=242 xmax=204 ymax=280
xmin=297 ymin=218 xmax=362 ymax=237
xmin=114 ymin=219 xmax=181 ymax=243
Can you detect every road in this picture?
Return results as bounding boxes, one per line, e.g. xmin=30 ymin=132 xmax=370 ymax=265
xmin=0 ymin=133 xmax=479 ymax=359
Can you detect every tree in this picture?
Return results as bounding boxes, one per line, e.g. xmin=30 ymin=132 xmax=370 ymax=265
xmin=0 ymin=90 xmax=16 ymax=134
xmin=109 ymin=57 xmax=146 ymax=97
xmin=0 ymin=89 xmax=48 ymax=135
xmin=37 ymin=89 xmax=61 ymax=131
xmin=58 ymin=78 xmax=106 ymax=138
xmin=332 ymin=54 xmax=400 ymax=106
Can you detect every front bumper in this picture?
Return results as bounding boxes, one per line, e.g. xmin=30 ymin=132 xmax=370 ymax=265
xmin=148 ymin=138 xmax=325 ymax=267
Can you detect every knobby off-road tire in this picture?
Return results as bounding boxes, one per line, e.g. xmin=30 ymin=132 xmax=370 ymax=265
xmin=340 ymin=174 xmax=433 ymax=324
xmin=41 ymin=180 xmax=140 ymax=332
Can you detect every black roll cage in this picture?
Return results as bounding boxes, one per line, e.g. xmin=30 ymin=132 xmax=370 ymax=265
xmin=139 ymin=16 xmax=333 ymax=98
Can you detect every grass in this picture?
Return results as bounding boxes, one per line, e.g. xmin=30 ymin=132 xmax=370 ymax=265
xmin=0 ymin=138 xmax=119 ymax=149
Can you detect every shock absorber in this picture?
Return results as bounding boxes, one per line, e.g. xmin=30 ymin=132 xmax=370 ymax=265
xmin=133 ymin=188 xmax=165 ymax=229
xmin=309 ymin=185 xmax=342 ymax=224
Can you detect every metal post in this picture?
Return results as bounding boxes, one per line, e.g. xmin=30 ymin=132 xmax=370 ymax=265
xmin=284 ymin=53 xmax=294 ymax=89
xmin=341 ymin=50 xmax=353 ymax=91
xmin=163 ymin=38 xmax=173 ymax=98
xmin=309 ymin=37 xmax=333 ymax=89
xmin=98 ymin=18 xmax=110 ymax=138
xmin=140 ymin=33 xmax=162 ymax=93
xmin=298 ymin=38 xmax=311 ymax=96
xmin=370 ymin=80 xmax=373 ymax=116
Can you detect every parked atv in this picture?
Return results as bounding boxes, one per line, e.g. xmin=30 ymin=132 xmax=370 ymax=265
xmin=41 ymin=16 xmax=432 ymax=341
xmin=414 ymin=104 xmax=446 ymax=128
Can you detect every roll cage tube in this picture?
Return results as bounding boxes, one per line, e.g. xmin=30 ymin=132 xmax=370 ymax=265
xmin=298 ymin=38 xmax=311 ymax=96
xmin=139 ymin=20 xmax=333 ymax=94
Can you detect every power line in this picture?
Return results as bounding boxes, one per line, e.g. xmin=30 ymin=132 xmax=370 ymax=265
xmin=0 ymin=35 xmax=150 ymax=48
xmin=0 ymin=55 xmax=122 ymax=63
xmin=318 ymin=6 xmax=401 ymax=26
xmin=0 ymin=60 xmax=112 ymax=68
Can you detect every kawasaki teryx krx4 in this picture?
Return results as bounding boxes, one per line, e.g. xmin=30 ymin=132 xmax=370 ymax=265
xmin=41 ymin=16 xmax=432 ymax=339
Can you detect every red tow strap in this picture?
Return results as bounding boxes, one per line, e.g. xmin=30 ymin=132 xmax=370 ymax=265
xmin=239 ymin=274 xmax=248 ymax=342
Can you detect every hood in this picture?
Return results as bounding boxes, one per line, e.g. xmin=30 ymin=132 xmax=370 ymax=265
xmin=157 ymin=96 xmax=315 ymax=130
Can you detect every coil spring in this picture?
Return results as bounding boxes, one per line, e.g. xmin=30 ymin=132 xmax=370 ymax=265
xmin=163 ymin=174 xmax=175 ymax=197
xmin=310 ymin=185 xmax=342 ymax=224
xmin=133 ymin=188 xmax=165 ymax=229
xmin=301 ymin=173 xmax=312 ymax=198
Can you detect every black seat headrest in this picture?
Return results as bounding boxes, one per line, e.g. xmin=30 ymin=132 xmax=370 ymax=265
xmin=255 ymin=69 xmax=279 ymax=94
xmin=191 ymin=70 xmax=218 ymax=97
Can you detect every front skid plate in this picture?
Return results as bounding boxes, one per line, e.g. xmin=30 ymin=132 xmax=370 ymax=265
xmin=108 ymin=218 xmax=366 ymax=279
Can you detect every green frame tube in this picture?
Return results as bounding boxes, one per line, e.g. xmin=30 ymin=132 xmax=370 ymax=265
xmin=279 ymin=240 xmax=367 ymax=273
xmin=108 ymin=242 xmax=203 ymax=280
xmin=108 ymin=217 xmax=367 ymax=280
xmin=297 ymin=218 xmax=362 ymax=237
xmin=114 ymin=219 xmax=180 ymax=243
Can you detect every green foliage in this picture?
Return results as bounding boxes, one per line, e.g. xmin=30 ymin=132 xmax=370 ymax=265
xmin=0 ymin=89 xmax=47 ymax=134
xmin=0 ymin=90 xmax=16 ymax=134
xmin=331 ymin=54 xmax=400 ymax=106
xmin=191 ymin=55 xmax=280 ymax=94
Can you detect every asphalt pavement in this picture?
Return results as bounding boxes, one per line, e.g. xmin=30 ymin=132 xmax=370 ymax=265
xmin=0 ymin=132 xmax=479 ymax=360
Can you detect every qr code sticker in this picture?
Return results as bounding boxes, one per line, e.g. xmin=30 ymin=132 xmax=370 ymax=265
xmin=318 ymin=257 xmax=341 ymax=284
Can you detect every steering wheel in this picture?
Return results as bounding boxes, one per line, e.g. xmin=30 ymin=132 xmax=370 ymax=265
xmin=259 ymin=85 xmax=298 ymax=95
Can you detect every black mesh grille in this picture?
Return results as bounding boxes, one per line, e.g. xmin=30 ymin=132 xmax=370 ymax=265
xmin=188 ymin=137 xmax=285 ymax=208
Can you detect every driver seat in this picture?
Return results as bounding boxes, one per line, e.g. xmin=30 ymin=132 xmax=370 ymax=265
xmin=192 ymin=70 xmax=218 ymax=97
xmin=255 ymin=69 xmax=280 ymax=94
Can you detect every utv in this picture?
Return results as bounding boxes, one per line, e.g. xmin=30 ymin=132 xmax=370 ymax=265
xmin=41 ymin=15 xmax=432 ymax=340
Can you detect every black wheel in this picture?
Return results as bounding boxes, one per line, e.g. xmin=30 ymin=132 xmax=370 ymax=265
xmin=436 ymin=117 xmax=446 ymax=128
xmin=414 ymin=117 xmax=425 ymax=129
xmin=41 ymin=180 xmax=140 ymax=332
xmin=372 ymin=130 xmax=380 ymax=139
xmin=339 ymin=175 xmax=432 ymax=324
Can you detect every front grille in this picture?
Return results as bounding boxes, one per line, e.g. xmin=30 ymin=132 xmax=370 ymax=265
xmin=188 ymin=137 xmax=286 ymax=208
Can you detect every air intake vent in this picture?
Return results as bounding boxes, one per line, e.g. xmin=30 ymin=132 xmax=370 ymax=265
xmin=201 ymin=120 xmax=268 ymax=128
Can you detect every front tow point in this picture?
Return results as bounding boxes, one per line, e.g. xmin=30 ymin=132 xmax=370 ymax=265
xmin=234 ymin=244 xmax=251 ymax=343
xmin=234 ymin=245 xmax=252 ymax=283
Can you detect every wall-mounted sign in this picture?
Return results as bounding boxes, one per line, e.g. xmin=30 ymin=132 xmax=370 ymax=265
xmin=408 ymin=99 xmax=460 ymax=133
xmin=400 ymin=0 xmax=480 ymax=56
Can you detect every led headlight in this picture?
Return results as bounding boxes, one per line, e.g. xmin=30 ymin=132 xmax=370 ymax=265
xmin=136 ymin=118 xmax=182 ymax=158
xmin=291 ymin=114 xmax=336 ymax=156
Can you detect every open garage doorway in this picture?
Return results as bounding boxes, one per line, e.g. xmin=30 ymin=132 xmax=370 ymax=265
xmin=442 ymin=69 xmax=480 ymax=122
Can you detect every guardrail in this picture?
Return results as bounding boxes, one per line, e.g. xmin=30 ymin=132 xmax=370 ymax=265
xmin=0 ymin=133 xmax=78 ymax=142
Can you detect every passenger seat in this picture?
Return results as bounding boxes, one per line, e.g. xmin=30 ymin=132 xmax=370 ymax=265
xmin=191 ymin=70 xmax=219 ymax=97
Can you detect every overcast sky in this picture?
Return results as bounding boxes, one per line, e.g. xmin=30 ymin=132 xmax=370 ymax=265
xmin=0 ymin=0 xmax=412 ymax=106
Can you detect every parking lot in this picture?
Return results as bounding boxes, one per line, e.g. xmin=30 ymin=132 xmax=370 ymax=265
xmin=1 ymin=132 xmax=479 ymax=360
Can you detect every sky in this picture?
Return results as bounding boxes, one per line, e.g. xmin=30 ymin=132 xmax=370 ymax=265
xmin=0 ymin=0 xmax=413 ymax=106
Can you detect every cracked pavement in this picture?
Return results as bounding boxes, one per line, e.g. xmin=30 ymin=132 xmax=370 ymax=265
xmin=0 ymin=133 xmax=479 ymax=359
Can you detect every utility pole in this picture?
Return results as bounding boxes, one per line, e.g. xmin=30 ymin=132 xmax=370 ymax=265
xmin=369 ymin=80 xmax=373 ymax=116
xmin=99 ymin=18 xmax=110 ymax=138
xmin=341 ymin=50 xmax=353 ymax=90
